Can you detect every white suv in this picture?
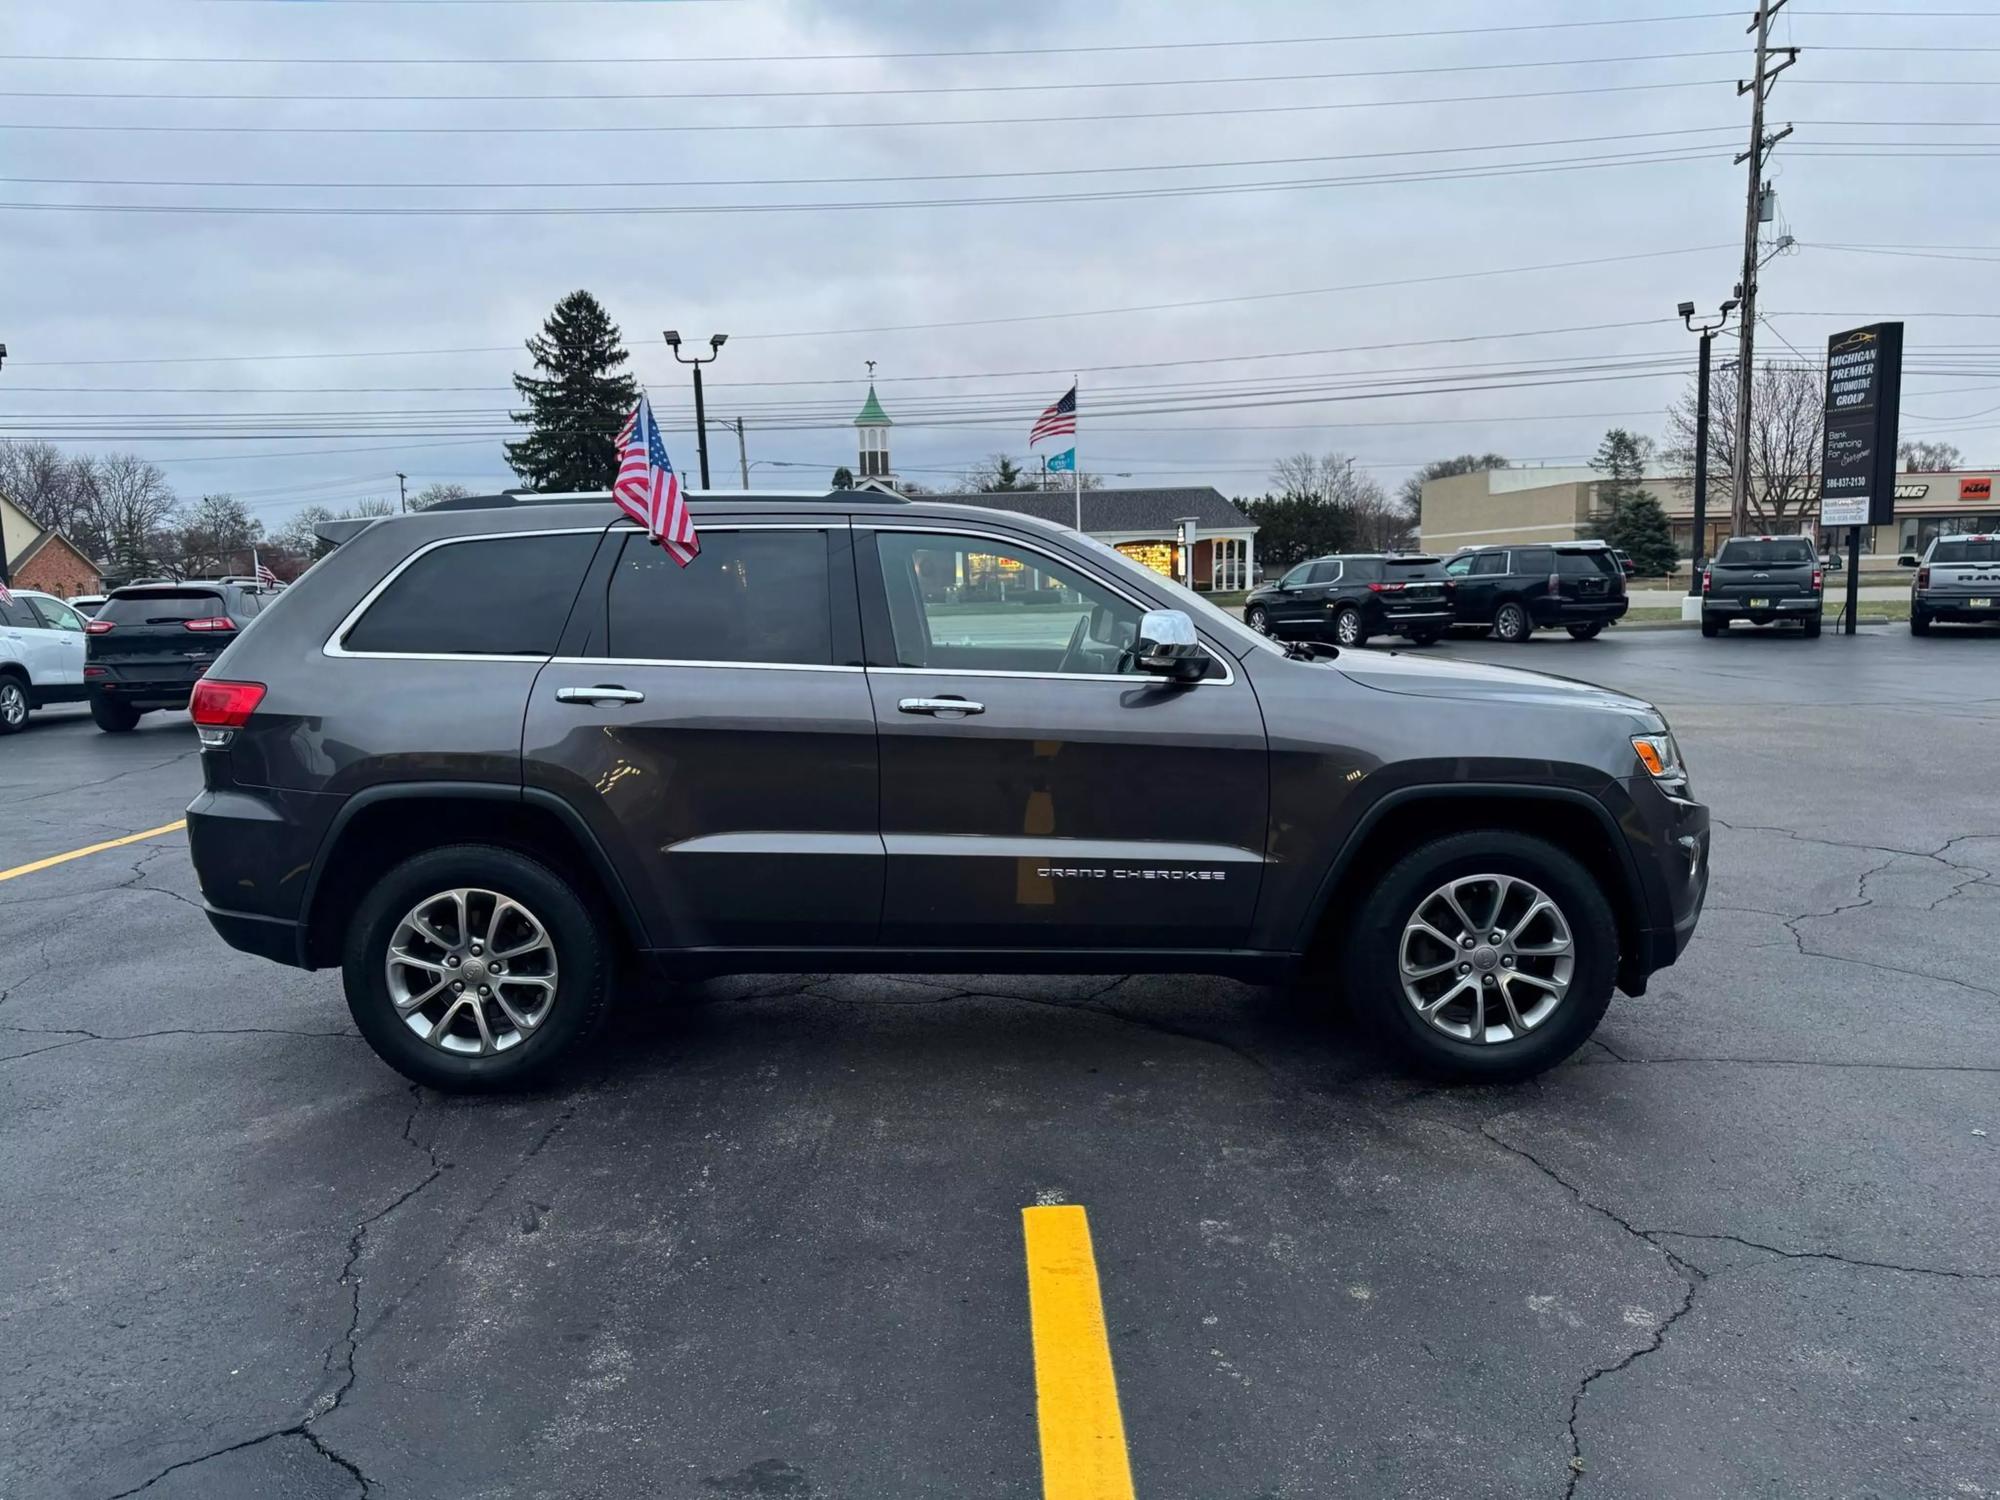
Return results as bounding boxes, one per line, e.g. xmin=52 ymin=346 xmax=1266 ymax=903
xmin=0 ymin=588 xmax=89 ymax=733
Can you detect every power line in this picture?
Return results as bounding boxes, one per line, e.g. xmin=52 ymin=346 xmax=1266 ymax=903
xmin=0 ymin=51 xmax=1748 ymax=101
xmin=0 ymin=13 xmax=1746 ymax=65
xmin=0 ymin=79 xmax=1739 ymax=134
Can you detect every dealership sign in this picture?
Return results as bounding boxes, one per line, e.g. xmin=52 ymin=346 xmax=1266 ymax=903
xmin=1819 ymin=322 xmax=1905 ymax=529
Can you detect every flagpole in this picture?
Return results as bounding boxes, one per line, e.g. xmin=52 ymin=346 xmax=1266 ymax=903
xmin=1072 ymin=374 xmax=1082 ymax=532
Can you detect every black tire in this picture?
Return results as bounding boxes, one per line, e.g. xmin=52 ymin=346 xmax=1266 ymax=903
xmin=1910 ymin=609 xmax=1931 ymax=637
xmin=1333 ymin=606 xmax=1368 ymax=649
xmin=343 ymin=844 xmax=614 ymax=1092
xmin=1492 ymin=602 xmax=1531 ymax=643
xmin=1405 ymin=627 xmax=1445 ymax=647
xmin=1802 ymin=614 xmax=1822 ymax=639
xmin=1245 ymin=604 xmax=1271 ymax=636
xmin=1342 ymin=831 xmax=1618 ymax=1083
xmin=1700 ymin=616 xmax=1721 ymax=638
xmin=0 ymin=674 xmax=28 ymax=735
xmin=89 ymin=695 xmax=141 ymax=733
xmin=1565 ymin=622 xmax=1605 ymax=641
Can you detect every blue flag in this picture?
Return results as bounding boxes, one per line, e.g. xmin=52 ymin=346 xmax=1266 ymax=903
xmin=1045 ymin=447 xmax=1076 ymax=473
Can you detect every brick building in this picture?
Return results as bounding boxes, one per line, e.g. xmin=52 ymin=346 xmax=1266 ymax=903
xmin=2 ymin=490 xmax=104 ymax=598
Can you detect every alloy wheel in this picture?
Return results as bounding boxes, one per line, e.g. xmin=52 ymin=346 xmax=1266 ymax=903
xmin=1397 ymin=873 xmax=1574 ymax=1044
xmin=0 ymin=682 xmax=26 ymax=729
xmin=1496 ymin=605 xmax=1527 ymax=641
xmin=1247 ymin=606 xmax=1270 ymax=635
xmin=1335 ymin=610 xmax=1360 ymax=646
xmin=385 ymin=887 xmax=559 ymax=1056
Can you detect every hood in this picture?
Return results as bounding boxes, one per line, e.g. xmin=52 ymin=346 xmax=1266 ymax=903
xmin=1334 ymin=647 xmax=1660 ymax=720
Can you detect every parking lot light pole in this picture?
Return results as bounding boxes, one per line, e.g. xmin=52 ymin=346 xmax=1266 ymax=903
xmin=664 ymin=330 xmax=726 ymax=489
xmin=1681 ymin=298 xmax=1739 ymax=597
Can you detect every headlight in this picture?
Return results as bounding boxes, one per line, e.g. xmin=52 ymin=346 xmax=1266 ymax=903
xmin=1631 ymin=732 xmax=1690 ymax=793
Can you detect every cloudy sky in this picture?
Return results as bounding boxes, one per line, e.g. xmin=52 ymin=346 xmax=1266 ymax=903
xmin=4 ymin=0 xmax=1996 ymax=526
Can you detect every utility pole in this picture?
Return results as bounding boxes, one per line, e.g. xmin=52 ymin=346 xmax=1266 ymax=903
xmin=1729 ymin=0 xmax=1799 ymax=534
xmin=395 ymin=472 xmax=408 ymax=513
xmin=734 ymin=417 xmax=749 ymax=489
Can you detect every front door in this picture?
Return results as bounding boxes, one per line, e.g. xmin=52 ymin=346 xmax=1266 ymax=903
xmin=1451 ymin=551 xmax=1508 ymax=623
xmin=24 ymin=595 xmax=87 ymax=688
xmin=2 ymin=597 xmax=78 ymax=692
xmin=858 ymin=524 xmax=1269 ymax=951
xmin=523 ymin=522 xmax=881 ymax=951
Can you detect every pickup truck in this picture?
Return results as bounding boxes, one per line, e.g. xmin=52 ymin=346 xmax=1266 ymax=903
xmin=1700 ymin=536 xmax=1823 ymax=638
xmin=1908 ymin=533 xmax=2000 ymax=635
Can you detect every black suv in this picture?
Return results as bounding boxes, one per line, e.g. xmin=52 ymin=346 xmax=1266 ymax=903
xmin=1242 ymin=553 xmax=1454 ymax=647
xmin=185 ymin=493 xmax=1708 ymax=1090
xmin=1442 ymin=541 xmax=1630 ymax=640
xmin=85 ymin=580 xmax=274 ymax=732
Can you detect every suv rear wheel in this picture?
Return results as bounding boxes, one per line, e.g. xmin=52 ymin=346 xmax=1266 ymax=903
xmin=1566 ymin=622 xmax=1604 ymax=640
xmin=0 ymin=675 xmax=27 ymax=735
xmin=89 ymin=696 xmax=140 ymax=733
xmin=1343 ymin=831 xmax=1616 ymax=1081
xmin=343 ymin=845 xmax=613 ymax=1092
xmin=1492 ymin=602 xmax=1531 ymax=643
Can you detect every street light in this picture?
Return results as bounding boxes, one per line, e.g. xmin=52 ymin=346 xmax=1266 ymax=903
xmin=664 ymin=329 xmax=728 ymax=487
xmin=1681 ymin=297 xmax=1739 ymax=597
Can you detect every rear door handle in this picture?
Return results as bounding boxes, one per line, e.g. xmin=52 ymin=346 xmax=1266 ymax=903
xmin=555 ymin=685 xmax=646 ymax=705
xmin=898 ymin=696 xmax=984 ymax=717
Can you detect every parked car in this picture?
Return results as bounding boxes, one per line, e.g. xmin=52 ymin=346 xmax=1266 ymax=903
xmin=184 ymin=492 xmax=1709 ymax=1092
xmin=1906 ymin=533 xmax=2000 ymax=635
xmin=0 ymin=589 xmax=89 ymax=734
xmin=1610 ymin=549 xmax=1639 ymax=579
xmin=1700 ymin=536 xmax=1823 ymax=638
xmin=83 ymin=580 xmax=274 ymax=732
xmin=67 ymin=594 xmax=109 ymax=618
xmin=1241 ymin=553 xmax=1454 ymax=647
xmin=1441 ymin=541 xmax=1630 ymax=641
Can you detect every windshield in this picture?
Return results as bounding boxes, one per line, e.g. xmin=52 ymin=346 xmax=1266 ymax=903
xmin=1717 ymin=539 xmax=1814 ymax=566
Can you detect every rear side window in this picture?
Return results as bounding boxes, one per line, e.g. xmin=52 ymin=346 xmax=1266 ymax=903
xmin=1512 ymin=547 xmax=1555 ymax=575
xmin=604 ymin=529 xmax=833 ymax=665
xmin=1717 ymin=539 xmax=1813 ymax=566
xmin=100 ymin=589 xmax=228 ymax=625
xmin=1932 ymin=539 xmax=1999 ymax=564
xmin=343 ymin=533 xmax=596 ymax=656
xmin=1342 ymin=558 xmax=1382 ymax=583
xmin=1557 ymin=550 xmax=1619 ymax=577
xmin=1383 ymin=557 xmax=1444 ymax=580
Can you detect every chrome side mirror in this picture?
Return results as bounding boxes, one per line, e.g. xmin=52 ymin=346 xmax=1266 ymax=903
xmin=1132 ymin=609 xmax=1207 ymax=683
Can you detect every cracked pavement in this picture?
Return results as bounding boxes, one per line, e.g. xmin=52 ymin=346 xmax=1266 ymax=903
xmin=2 ymin=626 xmax=1997 ymax=1499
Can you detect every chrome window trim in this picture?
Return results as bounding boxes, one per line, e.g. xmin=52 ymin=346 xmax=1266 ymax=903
xmin=324 ymin=520 xmax=846 ymax=662
xmin=550 ymin=656 xmax=862 ymax=675
xmin=858 ymin=522 xmax=1237 ymax=687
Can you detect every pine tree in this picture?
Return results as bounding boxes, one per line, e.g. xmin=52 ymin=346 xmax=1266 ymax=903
xmin=831 ymin=466 xmax=855 ymax=490
xmin=1608 ymin=492 xmax=1679 ymax=576
xmin=504 ymin=291 xmax=639 ymax=492
xmin=1588 ymin=428 xmax=1653 ymax=539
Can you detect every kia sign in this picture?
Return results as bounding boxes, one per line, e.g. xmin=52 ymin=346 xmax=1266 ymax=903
xmin=1819 ymin=322 xmax=1904 ymax=529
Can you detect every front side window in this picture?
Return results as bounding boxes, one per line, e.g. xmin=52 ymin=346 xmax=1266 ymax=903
xmin=1444 ymin=555 xmax=1473 ymax=579
xmin=874 ymin=531 xmax=1145 ymax=676
xmin=343 ymin=533 xmax=596 ymax=656
xmin=1279 ymin=562 xmax=1314 ymax=589
xmin=604 ymin=529 xmax=834 ymax=665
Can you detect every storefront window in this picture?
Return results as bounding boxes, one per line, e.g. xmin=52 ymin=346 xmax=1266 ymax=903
xmin=1115 ymin=540 xmax=1178 ymax=578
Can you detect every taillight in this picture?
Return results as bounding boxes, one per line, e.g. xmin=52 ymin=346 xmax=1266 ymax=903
xmin=1549 ymin=571 xmax=1562 ymax=593
xmin=1917 ymin=565 xmax=1931 ymax=590
xmin=189 ymin=678 xmax=265 ymax=728
xmin=1367 ymin=581 xmax=1405 ymax=593
xmin=1811 ymin=569 xmax=1823 ymax=592
xmin=183 ymin=617 xmax=236 ymax=633
xmin=1701 ymin=569 xmax=1712 ymax=595
xmin=85 ymin=619 xmax=114 ymax=634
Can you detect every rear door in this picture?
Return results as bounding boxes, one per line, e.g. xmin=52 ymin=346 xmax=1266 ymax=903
xmin=522 ymin=519 xmax=881 ymax=951
xmin=86 ymin=587 xmax=234 ymax=693
xmin=1711 ymin=538 xmax=1814 ymax=605
xmin=1374 ymin=556 xmax=1451 ymax=624
xmin=858 ymin=522 xmax=1269 ymax=951
xmin=1554 ymin=548 xmax=1622 ymax=606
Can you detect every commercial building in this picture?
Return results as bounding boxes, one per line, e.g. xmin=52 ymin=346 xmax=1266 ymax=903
xmin=1419 ymin=465 xmax=2000 ymax=563
xmin=846 ymin=383 xmax=1256 ymax=590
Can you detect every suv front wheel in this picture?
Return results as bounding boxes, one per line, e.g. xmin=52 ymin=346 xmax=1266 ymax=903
xmin=343 ymin=845 xmax=613 ymax=1092
xmin=1343 ymin=831 xmax=1616 ymax=1081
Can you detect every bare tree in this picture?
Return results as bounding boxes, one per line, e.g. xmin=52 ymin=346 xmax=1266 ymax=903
xmin=1268 ymin=451 xmax=1406 ymax=550
xmin=88 ymin=454 xmax=180 ymax=581
xmin=1664 ymin=363 xmax=1823 ymax=531
xmin=0 ymin=440 xmax=101 ymax=552
xmin=175 ymin=493 xmax=263 ymax=577
xmin=1898 ymin=440 xmax=1961 ymax=474
xmin=410 ymin=482 xmax=472 ymax=510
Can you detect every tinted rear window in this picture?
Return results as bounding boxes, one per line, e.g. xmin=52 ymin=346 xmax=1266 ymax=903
xmin=1383 ymin=557 xmax=1445 ymax=580
xmin=100 ymin=589 xmax=227 ymax=624
xmin=1512 ymin=547 xmax=1555 ymax=574
xmin=1717 ymin=539 xmax=1813 ymax=566
xmin=1341 ymin=557 xmax=1380 ymax=582
xmin=604 ymin=529 xmax=833 ymax=665
xmin=1557 ymin=550 xmax=1619 ymax=577
xmin=343 ymin=533 xmax=596 ymax=655
xmin=1932 ymin=539 xmax=1999 ymax=564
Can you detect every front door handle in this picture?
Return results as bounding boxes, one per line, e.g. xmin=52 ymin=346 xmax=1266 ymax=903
xmin=898 ymin=696 xmax=984 ymax=717
xmin=555 ymin=685 xmax=646 ymax=706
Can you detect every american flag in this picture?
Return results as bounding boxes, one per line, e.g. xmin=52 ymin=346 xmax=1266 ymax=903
xmin=614 ymin=393 xmax=699 ymax=566
xmin=1029 ymin=383 xmax=1077 ymax=446
xmin=0 ymin=579 xmax=12 ymax=605
xmin=254 ymin=555 xmax=279 ymax=587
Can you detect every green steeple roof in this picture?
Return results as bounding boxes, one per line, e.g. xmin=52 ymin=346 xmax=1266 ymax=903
xmin=854 ymin=384 xmax=892 ymax=426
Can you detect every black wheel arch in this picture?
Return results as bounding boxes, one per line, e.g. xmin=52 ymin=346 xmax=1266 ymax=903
xmin=299 ymin=782 xmax=647 ymax=969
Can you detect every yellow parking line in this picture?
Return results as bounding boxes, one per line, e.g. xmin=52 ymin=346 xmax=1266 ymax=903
xmin=1021 ymin=1205 xmax=1137 ymax=1500
xmin=0 ymin=820 xmax=188 ymax=883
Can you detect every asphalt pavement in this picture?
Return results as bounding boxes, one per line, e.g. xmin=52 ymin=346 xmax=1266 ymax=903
xmin=2 ymin=624 xmax=1996 ymax=1500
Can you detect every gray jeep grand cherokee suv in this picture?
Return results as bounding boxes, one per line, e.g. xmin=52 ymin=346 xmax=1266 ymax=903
xmin=185 ymin=492 xmax=1708 ymax=1091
